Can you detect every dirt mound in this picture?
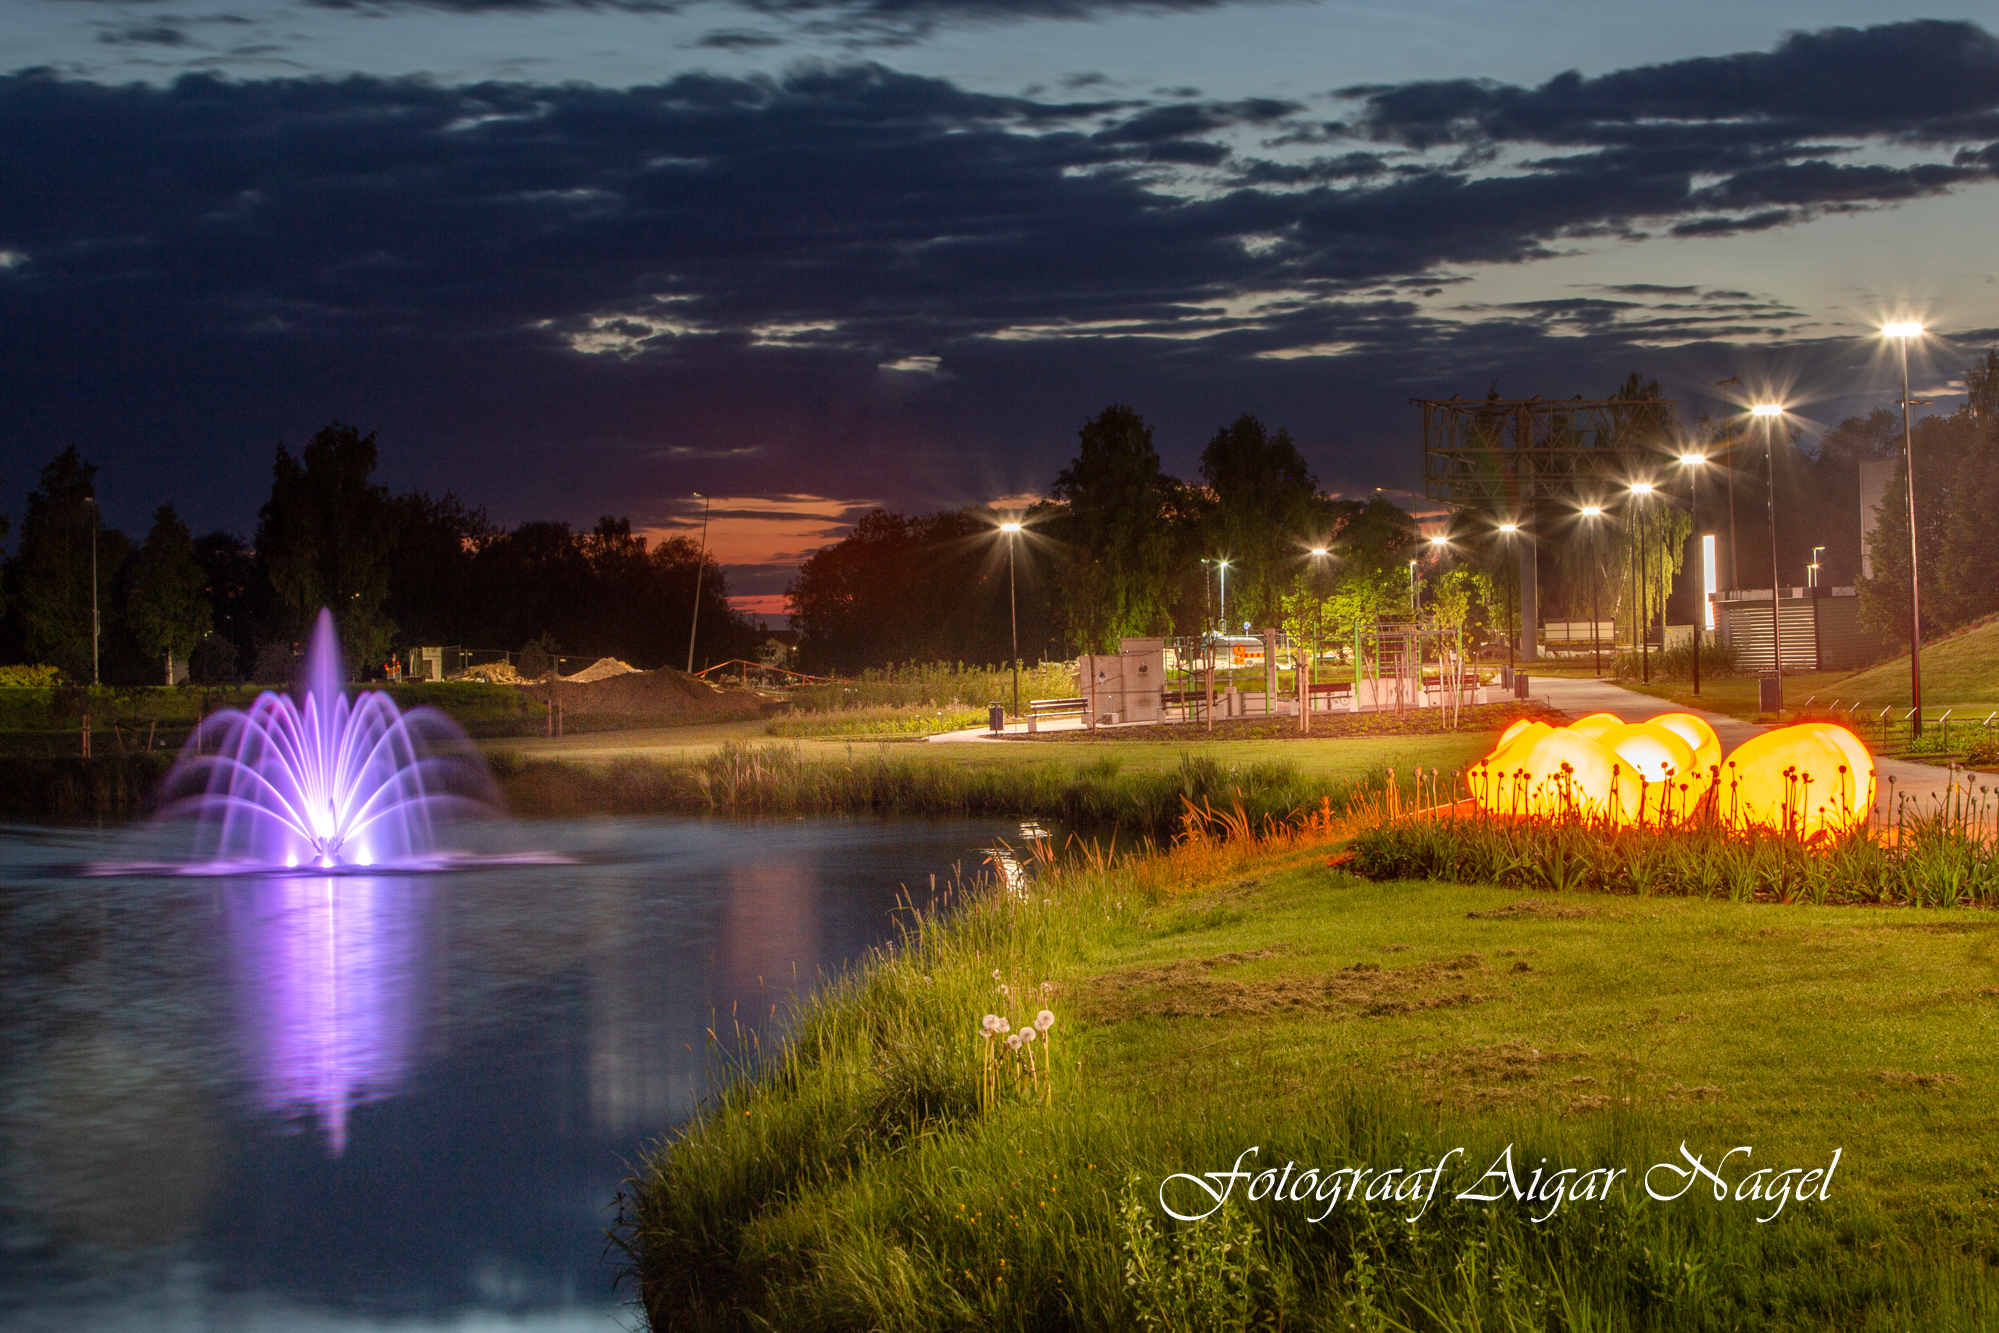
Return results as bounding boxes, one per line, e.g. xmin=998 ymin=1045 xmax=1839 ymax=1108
xmin=562 ymin=657 xmax=638 ymax=683
xmin=535 ymin=666 xmax=767 ymax=722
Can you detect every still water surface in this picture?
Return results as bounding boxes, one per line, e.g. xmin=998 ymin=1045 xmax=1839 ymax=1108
xmin=0 ymin=816 xmax=1020 ymax=1331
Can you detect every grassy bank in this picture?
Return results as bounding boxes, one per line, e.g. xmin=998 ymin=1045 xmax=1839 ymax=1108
xmin=491 ymin=740 xmax=1478 ymax=840
xmin=625 ymin=809 xmax=1999 ymax=1331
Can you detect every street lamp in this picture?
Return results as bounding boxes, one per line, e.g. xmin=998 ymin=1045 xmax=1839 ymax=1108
xmin=1884 ymin=322 xmax=1927 ymax=737
xmin=83 ymin=495 xmax=99 ymax=687
xmin=1629 ymin=483 xmax=1655 ymax=684
xmin=1679 ymin=452 xmax=1708 ymax=696
xmin=1580 ymin=505 xmax=1604 ymax=675
xmin=685 ymin=492 xmax=711 ymax=674
xmin=1300 ymin=547 xmax=1333 ymax=733
xmin=999 ymin=521 xmax=1023 ymax=719
xmin=1752 ymin=404 xmax=1785 ymax=710
xmin=1497 ymin=522 xmax=1519 ymax=674
xmin=1808 ymin=545 xmax=1824 ymax=589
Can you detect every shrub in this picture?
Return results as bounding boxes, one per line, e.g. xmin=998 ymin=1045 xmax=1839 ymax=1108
xmin=0 ymin=664 xmax=67 ymax=687
xmin=1611 ymin=632 xmax=1736 ymax=682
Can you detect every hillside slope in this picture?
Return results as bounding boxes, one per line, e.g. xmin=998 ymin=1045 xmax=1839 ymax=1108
xmin=1833 ymin=613 xmax=1999 ymax=706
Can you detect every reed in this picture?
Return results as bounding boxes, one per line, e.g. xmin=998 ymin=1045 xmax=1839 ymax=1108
xmin=494 ymin=743 xmax=1378 ymax=840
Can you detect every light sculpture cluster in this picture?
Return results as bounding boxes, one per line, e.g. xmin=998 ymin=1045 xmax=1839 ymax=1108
xmin=1468 ymin=712 xmax=1874 ymax=836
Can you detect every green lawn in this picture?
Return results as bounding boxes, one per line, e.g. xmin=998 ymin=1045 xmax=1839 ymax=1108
xmin=1614 ymin=672 xmax=1851 ymax=721
xmin=1834 ymin=616 xmax=1999 ymax=711
xmin=1615 ymin=617 xmax=1999 ymax=726
xmin=629 ymin=833 xmax=1999 ymax=1331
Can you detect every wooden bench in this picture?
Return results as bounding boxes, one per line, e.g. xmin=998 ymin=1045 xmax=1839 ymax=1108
xmin=1028 ymin=696 xmax=1086 ymax=719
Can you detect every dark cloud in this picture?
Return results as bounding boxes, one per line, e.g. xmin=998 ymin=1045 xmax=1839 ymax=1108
xmin=285 ymin=0 xmax=1285 ymax=43
xmin=693 ymin=27 xmax=787 ymax=46
xmin=98 ymin=24 xmax=192 ymax=45
xmin=1345 ymin=20 xmax=1999 ymax=147
xmin=1 ymin=23 xmax=1995 ymax=542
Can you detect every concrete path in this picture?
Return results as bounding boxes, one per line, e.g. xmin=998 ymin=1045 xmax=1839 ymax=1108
xmin=1528 ymin=674 xmax=1964 ymax=818
xmin=928 ymin=716 xmax=1151 ymax=742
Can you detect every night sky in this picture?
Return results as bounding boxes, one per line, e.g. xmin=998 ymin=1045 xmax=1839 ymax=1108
xmin=2 ymin=2 xmax=1995 ymax=615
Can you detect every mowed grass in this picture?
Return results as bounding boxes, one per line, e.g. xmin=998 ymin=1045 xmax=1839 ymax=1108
xmin=1835 ymin=616 xmax=1999 ymax=710
xmin=628 ymin=828 xmax=1999 ymax=1331
xmin=1094 ymin=872 xmax=1999 ymax=1225
xmin=1619 ymin=617 xmax=1999 ymax=725
xmin=1615 ymin=672 xmax=1851 ymax=722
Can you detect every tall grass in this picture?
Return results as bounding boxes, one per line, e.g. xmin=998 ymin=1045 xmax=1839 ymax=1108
xmin=788 ymin=661 xmax=1077 ymax=713
xmin=620 ymin=800 xmax=1998 ymax=1332
xmin=1350 ymin=765 xmax=1999 ymax=908
xmin=494 ymin=743 xmax=1366 ymax=841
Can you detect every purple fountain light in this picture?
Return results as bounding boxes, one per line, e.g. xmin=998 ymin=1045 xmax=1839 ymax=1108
xmin=160 ymin=608 xmax=499 ymax=872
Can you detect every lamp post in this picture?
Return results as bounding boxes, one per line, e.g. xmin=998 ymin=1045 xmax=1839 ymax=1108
xmin=1885 ymin=322 xmax=1927 ymax=738
xmin=1408 ymin=559 xmax=1419 ymax=612
xmin=1498 ymin=522 xmax=1518 ymax=674
xmin=1630 ymin=482 xmax=1654 ymax=684
xmin=1580 ymin=506 xmax=1604 ymax=675
xmin=1000 ymin=522 xmax=1023 ymax=719
xmin=1752 ymin=404 xmax=1785 ymax=709
xmin=685 ymin=492 xmax=711 ymax=675
xmin=1302 ymin=547 xmax=1331 ymax=733
xmin=1679 ymin=453 xmax=1708 ymax=696
xmin=84 ymin=495 xmax=99 ymax=687
xmin=1808 ymin=545 xmax=1824 ymax=589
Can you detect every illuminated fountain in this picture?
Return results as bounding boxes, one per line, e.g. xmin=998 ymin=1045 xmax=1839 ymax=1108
xmin=157 ymin=608 xmax=499 ymax=872
xmin=1468 ymin=712 xmax=1875 ymax=836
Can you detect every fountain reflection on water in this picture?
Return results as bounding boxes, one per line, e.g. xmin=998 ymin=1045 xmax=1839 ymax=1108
xmin=157 ymin=608 xmax=499 ymax=873
xmin=226 ymin=875 xmax=423 ymax=1155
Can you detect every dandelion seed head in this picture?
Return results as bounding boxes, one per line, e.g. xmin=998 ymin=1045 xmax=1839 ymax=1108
xmin=1019 ymin=1026 xmax=1037 ymax=1043
xmin=1035 ymin=1009 xmax=1055 ymax=1030
xmin=1006 ymin=1033 xmax=1023 ymax=1050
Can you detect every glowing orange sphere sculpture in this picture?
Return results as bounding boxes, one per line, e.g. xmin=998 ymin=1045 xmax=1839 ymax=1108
xmin=1469 ymin=713 xmax=1873 ymax=835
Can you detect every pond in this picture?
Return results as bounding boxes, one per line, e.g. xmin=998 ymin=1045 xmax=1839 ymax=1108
xmin=0 ymin=815 xmax=1032 ymax=1330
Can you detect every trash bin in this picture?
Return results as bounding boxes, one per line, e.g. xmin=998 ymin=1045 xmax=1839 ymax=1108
xmin=1514 ymin=672 xmax=1531 ymax=700
xmin=1758 ymin=676 xmax=1782 ymax=714
xmin=989 ymin=703 xmax=1005 ymax=734
xmin=1499 ymin=666 xmax=1513 ymax=690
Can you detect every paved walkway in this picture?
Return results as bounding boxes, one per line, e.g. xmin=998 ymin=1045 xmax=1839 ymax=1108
xmin=1528 ymin=675 xmax=1963 ymax=818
